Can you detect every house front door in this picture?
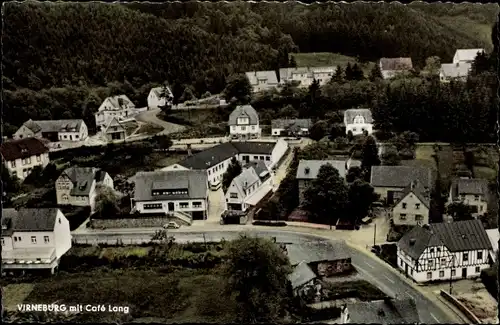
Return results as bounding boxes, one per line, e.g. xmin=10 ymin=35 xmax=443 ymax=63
xmin=405 ymin=264 xmax=408 ymax=275
xmin=168 ymin=202 xmax=175 ymax=211
xmin=462 ymin=268 xmax=467 ymax=278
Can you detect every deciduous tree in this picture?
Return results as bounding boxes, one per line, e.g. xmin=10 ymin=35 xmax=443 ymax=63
xmin=361 ymin=135 xmax=381 ymax=177
xmin=223 ymin=73 xmax=252 ymax=104
xmin=94 ymin=185 xmax=120 ymax=218
xmin=309 ymin=120 xmax=327 ymax=141
xmin=446 ymin=202 xmax=476 ymax=221
xmin=222 ymin=157 xmax=242 ymax=192
xmin=347 ymin=179 xmax=380 ymax=222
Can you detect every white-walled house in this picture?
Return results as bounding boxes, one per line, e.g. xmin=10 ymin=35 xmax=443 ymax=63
xmin=439 ymin=63 xmax=472 ymax=83
xmin=271 ymin=119 xmax=312 ymax=137
xmin=447 ymin=178 xmax=489 ymax=217
xmin=55 ymin=167 xmax=114 ymax=210
xmin=148 ymin=86 xmax=173 ymax=110
xmin=95 ymin=95 xmax=136 ymax=130
xmin=245 ymin=71 xmax=279 ymax=93
xmin=344 ymin=108 xmax=374 ymax=136
xmin=102 ymin=117 xmax=127 ymax=142
xmin=228 ymin=105 xmax=261 ymax=140
xmin=1 ymin=208 xmax=72 ymax=275
xmin=133 ymin=169 xmax=208 ymax=221
xmin=340 ymin=298 xmax=420 ymax=324
xmin=378 ymin=57 xmax=413 ymax=80
xmin=0 ymin=137 xmax=50 ymax=180
xmin=163 ymin=140 xmax=289 ymax=190
xmin=13 ymin=119 xmax=88 ymax=142
xmin=453 ymin=48 xmax=485 ymax=64
xmin=391 ymin=181 xmax=430 ymax=226
xmin=397 ymin=220 xmax=492 ymax=283
xmin=279 ymin=66 xmax=336 ymax=88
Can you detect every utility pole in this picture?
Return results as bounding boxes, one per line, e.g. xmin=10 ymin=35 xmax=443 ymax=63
xmin=449 ymin=255 xmax=454 ymax=294
xmin=373 ymin=223 xmax=377 ymax=246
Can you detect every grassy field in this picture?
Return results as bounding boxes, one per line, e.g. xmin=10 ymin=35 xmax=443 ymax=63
xmin=438 ymin=17 xmax=494 ymax=52
xmin=290 ymin=52 xmax=375 ymax=75
xmin=3 ymin=283 xmax=35 ymax=311
xmin=135 ymin=123 xmax=164 ymax=135
xmin=121 ymin=121 xmax=139 ymax=136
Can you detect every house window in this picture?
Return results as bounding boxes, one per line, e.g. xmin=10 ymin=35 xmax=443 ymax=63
xmin=463 ymin=253 xmax=468 ymax=261
xmin=260 ymin=156 xmax=264 ymax=160
xmin=180 ymin=202 xmax=189 ymax=209
xmin=474 ymin=195 xmax=479 ymax=201
xmin=415 ymin=214 xmax=424 ymax=221
xmin=353 ymin=128 xmax=357 ymax=132
xmin=144 ymin=203 xmax=162 ymax=210
xmin=253 ymin=156 xmax=258 ymax=160
xmin=402 ymin=203 xmax=407 ymax=209
xmin=451 ymin=269 xmax=456 ymax=277
xmin=11 ymin=160 xmax=16 ymax=168
xmin=479 ymin=206 xmax=483 ymax=212
xmin=399 ymin=214 xmax=407 ymax=220
xmin=266 ymin=156 xmax=270 ymax=161
xmin=31 ymin=236 xmax=37 ymax=244
xmin=1 ymin=238 xmax=4 ymax=246
xmin=400 ymin=259 xmax=403 ymax=267
xmin=475 ymin=266 xmax=481 ymax=273
xmin=241 ymin=126 xmax=246 ymax=131
xmin=75 ymin=135 xmax=79 ymax=139
xmin=415 ymin=203 xmax=420 ymax=209
xmin=44 ymin=236 xmax=50 ymax=243
xmin=36 ymin=155 xmax=41 ymax=162
xmin=230 ymin=193 xmax=238 ymax=199
xmin=193 ymin=201 xmax=202 ymax=208
xmin=430 ymin=248 xmax=434 ymax=253
xmin=427 ymin=272 xmax=432 ymax=279
xmin=439 ymin=271 xmax=444 ymax=277
xmin=410 ymin=269 xmax=413 ymax=275
xmin=437 ymin=248 xmax=441 ymax=252
xmin=441 ymin=258 xmax=447 ymax=264
xmin=22 ymin=157 xmax=31 ymax=165
xmin=477 ymin=251 xmax=483 ymax=260
xmin=428 ymin=259 xmax=434 ymax=268
xmin=208 ymin=170 xmax=211 ymax=175
xmin=252 ymin=126 xmax=256 ymax=130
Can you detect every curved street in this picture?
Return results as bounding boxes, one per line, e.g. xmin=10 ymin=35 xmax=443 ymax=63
xmin=134 ymin=108 xmax=186 ymax=136
xmin=71 ymin=227 xmax=465 ymax=324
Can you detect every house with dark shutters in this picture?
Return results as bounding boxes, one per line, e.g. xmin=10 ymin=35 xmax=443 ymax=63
xmin=397 ymin=219 xmax=492 ymax=283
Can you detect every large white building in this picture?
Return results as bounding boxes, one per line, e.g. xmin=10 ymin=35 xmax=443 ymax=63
xmin=1 ymin=208 xmax=72 ymax=275
xmin=13 ymin=119 xmax=88 ymax=142
xmin=397 ymin=220 xmax=492 ymax=283
xmin=228 ymin=105 xmax=261 ymax=140
xmin=452 ymin=48 xmax=485 ymax=64
xmin=0 ymin=137 xmax=50 ymax=180
xmin=148 ymin=86 xmax=173 ymax=110
xmin=133 ymin=169 xmax=209 ymax=221
xmin=163 ymin=139 xmax=289 ymax=190
xmin=245 ymin=71 xmax=279 ymax=93
xmin=439 ymin=63 xmax=472 ymax=83
xmin=95 ymin=95 xmax=137 ymax=131
xmin=343 ymin=108 xmax=374 ymax=136
xmin=279 ymin=66 xmax=336 ymax=88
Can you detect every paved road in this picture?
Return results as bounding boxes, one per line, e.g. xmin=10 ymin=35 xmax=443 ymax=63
xmin=135 ymin=108 xmax=186 ymax=135
xmin=71 ymin=228 xmax=462 ymax=324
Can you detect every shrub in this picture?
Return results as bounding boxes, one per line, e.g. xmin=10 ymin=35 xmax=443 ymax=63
xmin=480 ymin=266 xmax=498 ymax=301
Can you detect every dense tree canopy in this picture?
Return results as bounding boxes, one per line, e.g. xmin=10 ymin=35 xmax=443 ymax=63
xmin=222 ymin=157 xmax=242 ymax=192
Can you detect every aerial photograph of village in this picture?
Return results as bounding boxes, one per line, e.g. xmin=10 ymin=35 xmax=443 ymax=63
xmin=1 ymin=1 xmax=499 ymax=324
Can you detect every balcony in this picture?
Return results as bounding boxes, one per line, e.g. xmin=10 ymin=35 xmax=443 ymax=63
xmin=2 ymin=248 xmax=58 ymax=269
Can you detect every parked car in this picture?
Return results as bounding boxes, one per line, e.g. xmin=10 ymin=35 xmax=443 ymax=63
xmin=163 ymin=221 xmax=180 ymax=229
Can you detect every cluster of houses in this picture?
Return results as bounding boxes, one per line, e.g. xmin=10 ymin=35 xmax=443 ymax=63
xmin=439 ymin=48 xmax=485 ymax=83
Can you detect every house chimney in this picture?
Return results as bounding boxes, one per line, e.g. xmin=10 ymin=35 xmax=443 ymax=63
xmin=305 ymin=167 xmax=310 ymax=175
xmin=409 ymin=238 xmax=416 ymax=246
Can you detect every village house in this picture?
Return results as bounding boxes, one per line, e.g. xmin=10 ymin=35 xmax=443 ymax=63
xmin=13 ymin=119 xmax=88 ymax=142
xmin=447 ymin=178 xmax=489 ymax=217
xmin=132 ymin=169 xmax=208 ymax=221
xmin=452 ymin=48 xmax=485 ymax=64
xmin=55 ymin=167 xmax=114 ymax=210
xmin=370 ymin=166 xmax=432 ymax=204
xmin=439 ymin=62 xmax=472 ymax=83
xmin=228 ymin=105 xmax=261 ymax=140
xmin=378 ymin=57 xmax=413 ymax=79
xmin=271 ymin=118 xmax=312 ymax=137
xmin=391 ymin=180 xmax=430 ymax=226
xmin=397 ymin=220 xmax=492 ymax=283
xmin=296 ymin=159 xmax=360 ymax=204
xmin=245 ymin=70 xmax=279 ymax=93
xmin=279 ymin=66 xmax=336 ymax=88
xmin=225 ymin=161 xmax=273 ymax=212
xmin=343 ymin=108 xmax=374 ymax=136
xmin=340 ymin=297 xmax=420 ymax=324
xmin=485 ymin=229 xmax=498 ymax=263
xmin=102 ymin=117 xmax=127 ymax=142
xmin=288 ymin=261 xmax=321 ymax=303
xmin=1 ymin=137 xmax=50 ymax=180
xmin=95 ymin=95 xmax=136 ymax=130
xmin=1 ymin=208 xmax=72 ymax=275
xmin=148 ymin=86 xmax=173 ymax=110
xmin=163 ymin=140 xmax=288 ymax=190
xmin=284 ymin=240 xmax=352 ymax=277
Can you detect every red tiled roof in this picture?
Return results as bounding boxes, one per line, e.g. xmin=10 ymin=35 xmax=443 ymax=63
xmin=0 ymin=137 xmax=49 ymax=161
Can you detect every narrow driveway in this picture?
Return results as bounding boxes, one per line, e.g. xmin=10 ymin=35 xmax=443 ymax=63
xmin=135 ymin=108 xmax=186 ymax=135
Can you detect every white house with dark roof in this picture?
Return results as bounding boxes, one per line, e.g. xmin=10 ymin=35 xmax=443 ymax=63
xmin=279 ymin=66 xmax=336 ymax=88
xmin=225 ymin=162 xmax=273 ymax=212
xmin=245 ymin=70 xmax=279 ymax=93
xmin=344 ymin=109 xmax=374 ymax=136
xmin=148 ymin=86 xmax=173 ymax=110
xmin=340 ymin=297 xmax=420 ymax=324
xmin=133 ymin=169 xmax=208 ymax=221
xmin=102 ymin=117 xmax=127 ymax=142
xmin=95 ymin=95 xmax=136 ymax=130
xmin=378 ymin=57 xmax=413 ymax=79
xmin=164 ymin=140 xmax=288 ymax=189
xmin=1 ymin=208 xmax=72 ymax=275
xmin=391 ymin=180 xmax=430 ymax=226
xmin=55 ymin=167 xmax=114 ymax=210
xmin=228 ymin=105 xmax=261 ymax=140
xmin=397 ymin=220 xmax=492 ymax=283
xmin=13 ymin=119 xmax=88 ymax=142
xmin=447 ymin=178 xmax=489 ymax=217
xmin=452 ymin=48 xmax=485 ymax=64
xmin=439 ymin=62 xmax=472 ymax=83
xmin=370 ymin=166 xmax=432 ymax=204
xmin=0 ymin=137 xmax=50 ymax=180
xmin=271 ymin=118 xmax=312 ymax=137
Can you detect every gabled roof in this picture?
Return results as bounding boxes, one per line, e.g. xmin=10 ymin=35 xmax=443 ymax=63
xmin=1 ymin=208 xmax=61 ymax=234
xmin=344 ymin=108 xmax=373 ymax=124
xmin=440 ymin=63 xmax=471 ymax=78
xmin=450 ymin=178 xmax=488 ymax=200
xmin=243 ymin=160 xmax=269 ymax=179
xmin=245 ymin=71 xmax=279 ymax=86
xmin=486 ymin=229 xmax=499 ymax=255
xmin=228 ymin=105 xmax=259 ymax=125
xmin=296 ymin=160 xmax=347 ymax=180
xmin=345 ymin=298 xmax=420 ymax=324
xmin=103 ymin=117 xmax=126 ymax=134
xmin=231 ymin=167 xmax=260 ymax=194
xmin=398 ymin=220 xmax=492 ymax=258
xmin=60 ymin=167 xmax=103 ymax=196
xmin=454 ymin=49 xmax=485 ymax=62
xmin=151 ymin=86 xmax=173 ymax=99
xmin=285 ymin=240 xmax=350 ymax=265
xmin=393 ymin=180 xmax=430 ymax=209
xmin=134 ymin=170 xmax=208 ymax=201
xmin=370 ymin=166 xmax=432 ymax=189
xmin=271 ymin=118 xmax=312 ymax=129
xmin=288 ymin=261 xmax=317 ymax=289
xmin=104 ymin=95 xmax=135 ymax=109
xmin=379 ymin=57 xmax=413 ymax=71
xmin=0 ymin=137 xmax=49 ymax=161
xmin=231 ymin=141 xmax=275 ymax=155
xmin=24 ymin=119 xmax=84 ymax=133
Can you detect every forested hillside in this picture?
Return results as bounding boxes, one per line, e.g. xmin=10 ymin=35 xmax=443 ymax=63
xmin=2 ymin=1 xmax=498 ymax=135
